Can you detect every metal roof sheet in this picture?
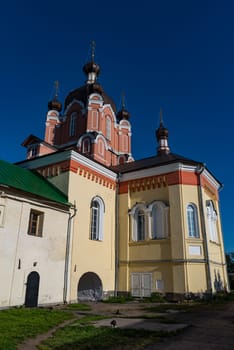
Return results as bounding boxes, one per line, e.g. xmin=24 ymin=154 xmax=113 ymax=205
xmin=0 ymin=159 xmax=69 ymax=206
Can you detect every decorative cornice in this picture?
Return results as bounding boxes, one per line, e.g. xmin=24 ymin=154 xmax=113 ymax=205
xmin=119 ymin=166 xmax=218 ymax=196
xmin=18 ymin=150 xmax=117 ymax=182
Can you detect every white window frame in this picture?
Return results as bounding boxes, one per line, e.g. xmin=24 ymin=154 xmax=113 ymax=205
xmin=186 ymin=203 xmax=199 ymax=238
xmin=90 ymin=196 xmax=105 ymax=241
xmin=129 ymin=203 xmax=147 ymax=241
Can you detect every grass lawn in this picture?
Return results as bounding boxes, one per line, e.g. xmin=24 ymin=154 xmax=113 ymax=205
xmin=38 ymin=315 xmax=171 ymax=350
xmin=0 ymin=307 xmax=73 ymax=350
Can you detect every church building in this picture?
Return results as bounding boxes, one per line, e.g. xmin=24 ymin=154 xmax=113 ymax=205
xmin=12 ymin=46 xmax=229 ymax=304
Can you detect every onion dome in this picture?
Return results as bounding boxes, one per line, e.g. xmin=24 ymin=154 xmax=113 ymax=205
xmin=156 ymin=108 xmax=170 ymax=156
xmin=117 ymin=107 xmax=130 ymax=121
xmin=83 ymin=41 xmax=100 ymax=84
xmin=117 ymin=92 xmax=130 ymax=121
xmin=156 ymin=121 xmax=169 ymax=140
xmin=48 ymin=80 xmax=62 ymax=112
xmin=48 ymin=98 xmax=62 ymax=112
xmin=64 ymin=42 xmax=116 ymax=112
xmin=83 ymin=61 xmax=100 ymax=78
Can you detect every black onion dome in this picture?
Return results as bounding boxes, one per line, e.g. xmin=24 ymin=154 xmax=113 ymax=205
xmin=117 ymin=107 xmax=130 ymax=121
xmin=156 ymin=122 xmax=169 ymax=140
xmin=64 ymin=84 xmax=116 ymax=113
xmin=83 ymin=61 xmax=100 ymax=77
xmin=48 ymin=98 xmax=62 ymax=112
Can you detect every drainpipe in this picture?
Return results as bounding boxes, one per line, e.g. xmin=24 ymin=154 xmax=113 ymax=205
xmin=196 ymin=165 xmax=212 ymax=293
xmin=216 ymin=185 xmax=230 ymax=291
xmin=114 ymin=173 xmax=120 ymax=296
xmin=63 ymin=203 xmax=77 ymax=304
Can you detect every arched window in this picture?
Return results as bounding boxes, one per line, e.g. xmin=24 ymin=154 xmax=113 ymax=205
xmin=149 ymin=201 xmax=169 ymax=239
xmin=136 ymin=209 xmax=145 ymax=241
xmin=206 ymin=200 xmax=218 ymax=242
xmin=151 ymin=205 xmax=159 ymax=239
xmin=90 ymin=197 xmax=105 ymax=241
xmin=129 ymin=204 xmax=147 ymax=241
xmin=69 ymin=112 xmax=77 ymax=136
xmin=82 ymin=138 xmax=90 ymax=154
xmin=186 ymin=203 xmax=199 ymax=238
xmin=106 ymin=116 xmax=111 ymax=140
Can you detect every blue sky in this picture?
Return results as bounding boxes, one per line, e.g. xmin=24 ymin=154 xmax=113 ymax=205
xmin=0 ymin=0 xmax=233 ymax=252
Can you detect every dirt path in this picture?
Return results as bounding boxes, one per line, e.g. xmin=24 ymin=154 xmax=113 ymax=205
xmin=17 ymin=318 xmax=75 ymax=350
xmin=144 ymin=301 xmax=234 ymax=349
xmin=17 ymin=301 xmax=234 ymax=350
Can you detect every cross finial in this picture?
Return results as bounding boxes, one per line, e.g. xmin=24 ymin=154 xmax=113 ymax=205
xmin=159 ymin=107 xmax=163 ymax=126
xmin=122 ymin=91 xmax=125 ymax=109
xmin=91 ymin=40 xmax=96 ymax=62
xmin=54 ymin=80 xmax=59 ymax=99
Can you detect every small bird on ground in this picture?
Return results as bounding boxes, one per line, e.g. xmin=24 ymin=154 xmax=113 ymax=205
xmin=110 ymin=319 xmax=117 ymax=328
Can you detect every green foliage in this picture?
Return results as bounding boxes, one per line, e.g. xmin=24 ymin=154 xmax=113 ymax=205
xmin=144 ymin=303 xmax=196 ymax=313
xmin=103 ymin=295 xmax=134 ymax=303
xmin=0 ymin=308 xmax=73 ymax=350
xmin=141 ymin=292 xmax=166 ymax=303
xmin=65 ymin=303 xmax=92 ymax=311
xmin=38 ymin=321 xmax=169 ymax=350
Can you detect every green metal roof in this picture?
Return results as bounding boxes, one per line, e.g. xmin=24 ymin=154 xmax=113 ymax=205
xmin=0 ymin=159 xmax=69 ymax=206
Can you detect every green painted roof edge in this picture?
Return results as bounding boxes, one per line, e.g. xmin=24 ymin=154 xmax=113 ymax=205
xmin=0 ymin=159 xmax=69 ymax=206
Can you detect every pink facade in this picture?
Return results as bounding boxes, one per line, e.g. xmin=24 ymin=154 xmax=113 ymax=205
xmin=23 ymin=61 xmax=133 ymax=167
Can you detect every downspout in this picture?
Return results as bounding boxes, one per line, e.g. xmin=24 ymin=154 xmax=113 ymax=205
xmin=196 ymin=165 xmax=212 ymax=293
xmin=114 ymin=173 xmax=120 ymax=296
xmin=217 ymin=185 xmax=230 ymax=291
xmin=63 ymin=203 xmax=77 ymax=304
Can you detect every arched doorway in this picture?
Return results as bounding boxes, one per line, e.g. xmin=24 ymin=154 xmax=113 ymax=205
xmin=25 ymin=271 xmax=40 ymax=307
xmin=78 ymin=272 xmax=103 ymax=301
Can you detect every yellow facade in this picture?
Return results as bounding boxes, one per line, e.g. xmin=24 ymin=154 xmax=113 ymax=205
xmin=68 ymin=171 xmax=116 ymax=301
xmin=118 ymin=171 xmax=229 ymax=299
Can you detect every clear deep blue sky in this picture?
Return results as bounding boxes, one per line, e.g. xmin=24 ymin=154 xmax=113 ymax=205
xmin=0 ymin=0 xmax=233 ymax=251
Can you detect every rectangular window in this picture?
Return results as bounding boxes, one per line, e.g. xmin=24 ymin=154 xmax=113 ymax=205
xmin=31 ymin=144 xmax=38 ymax=158
xmin=69 ymin=113 xmax=77 ymax=136
xmin=28 ymin=209 xmax=44 ymax=237
xmin=156 ymin=279 xmax=164 ymax=292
